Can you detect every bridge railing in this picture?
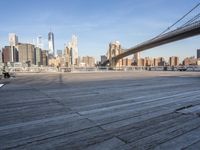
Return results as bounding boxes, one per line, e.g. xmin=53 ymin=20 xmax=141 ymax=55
xmin=1 ymin=66 xmax=199 ymax=74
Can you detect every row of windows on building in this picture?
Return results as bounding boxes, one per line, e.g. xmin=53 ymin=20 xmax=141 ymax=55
xmin=102 ymin=41 xmax=200 ymax=67
xmin=0 ymin=45 xmax=96 ymax=68
xmin=101 ymin=55 xmax=200 ymax=67
xmin=48 ymin=53 xmax=96 ymax=68
xmin=1 ymin=43 xmax=48 ymax=66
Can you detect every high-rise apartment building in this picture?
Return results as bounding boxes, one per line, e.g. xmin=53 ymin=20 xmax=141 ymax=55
xmin=17 ymin=43 xmax=35 ymax=66
xmin=169 ymin=56 xmax=179 ymax=66
xmin=48 ymin=32 xmax=55 ymax=56
xmin=197 ymin=49 xmax=200 ymax=59
xmin=144 ymin=57 xmax=153 ymax=66
xmin=183 ymin=57 xmax=197 ymax=66
xmin=2 ymin=46 xmax=18 ymax=63
xmin=138 ymin=58 xmax=145 ymax=66
xmin=64 ymin=46 xmax=70 ymax=67
xmin=153 ymin=57 xmax=165 ymax=66
xmin=122 ymin=58 xmax=132 ymax=66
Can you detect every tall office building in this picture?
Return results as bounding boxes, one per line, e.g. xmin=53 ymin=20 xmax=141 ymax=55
xmin=64 ymin=46 xmax=70 ymax=67
xmin=2 ymin=46 xmax=11 ymax=63
xmin=71 ymin=35 xmax=78 ymax=64
xmin=153 ymin=57 xmax=165 ymax=66
xmin=197 ymin=49 xmax=200 ymax=59
xmin=37 ymin=36 xmax=43 ymax=49
xmin=65 ymin=35 xmax=79 ymax=66
xmin=9 ymin=33 xmax=18 ymax=46
xmin=3 ymin=46 xmax=11 ymax=63
xmin=2 ymin=46 xmax=18 ymax=63
xmin=35 ymin=47 xmax=42 ymax=66
xmin=8 ymin=33 xmax=18 ymax=62
xmin=17 ymin=43 xmax=35 ymax=66
xmin=48 ymin=32 xmax=55 ymax=56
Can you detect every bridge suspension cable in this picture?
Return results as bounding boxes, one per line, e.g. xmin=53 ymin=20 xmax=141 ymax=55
xmin=181 ymin=13 xmax=200 ymax=27
xmin=156 ymin=2 xmax=200 ymax=37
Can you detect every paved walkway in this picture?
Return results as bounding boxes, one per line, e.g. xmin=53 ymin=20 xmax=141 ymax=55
xmin=0 ymin=71 xmax=200 ymax=150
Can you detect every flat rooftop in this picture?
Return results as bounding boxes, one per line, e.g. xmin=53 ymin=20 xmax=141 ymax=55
xmin=0 ymin=71 xmax=200 ymax=150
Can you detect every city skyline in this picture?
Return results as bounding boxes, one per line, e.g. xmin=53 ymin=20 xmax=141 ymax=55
xmin=0 ymin=0 xmax=200 ymax=60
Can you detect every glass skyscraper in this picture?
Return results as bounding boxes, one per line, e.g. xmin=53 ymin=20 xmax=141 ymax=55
xmin=48 ymin=32 xmax=55 ymax=56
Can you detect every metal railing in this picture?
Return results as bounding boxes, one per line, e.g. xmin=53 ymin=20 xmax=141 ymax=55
xmin=0 ymin=66 xmax=199 ymax=74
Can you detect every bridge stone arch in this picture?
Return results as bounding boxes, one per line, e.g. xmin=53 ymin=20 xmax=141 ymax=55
xmin=107 ymin=41 xmax=123 ymax=67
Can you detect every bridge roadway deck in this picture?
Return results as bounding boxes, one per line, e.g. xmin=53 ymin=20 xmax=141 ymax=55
xmin=0 ymin=71 xmax=200 ymax=150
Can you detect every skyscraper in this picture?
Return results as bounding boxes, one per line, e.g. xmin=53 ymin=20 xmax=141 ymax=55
xmin=64 ymin=46 xmax=70 ymax=67
xmin=35 ymin=47 xmax=42 ymax=66
xmin=71 ymin=35 xmax=78 ymax=62
xmin=8 ymin=33 xmax=18 ymax=62
xmin=65 ymin=35 xmax=79 ymax=66
xmin=37 ymin=36 xmax=43 ymax=49
xmin=197 ymin=49 xmax=200 ymax=59
xmin=2 ymin=46 xmax=11 ymax=63
xmin=2 ymin=46 xmax=18 ymax=63
xmin=9 ymin=33 xmax=18 ymax=46
xmin=48 ymin=32 xmax=55 ymax=56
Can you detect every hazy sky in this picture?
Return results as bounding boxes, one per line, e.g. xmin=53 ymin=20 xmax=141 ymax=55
xmin=0 ymin=0 xmax=200 ymax=60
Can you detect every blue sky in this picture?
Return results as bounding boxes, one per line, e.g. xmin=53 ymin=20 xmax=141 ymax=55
xmin=0 ymin=0 xmax=200 ymax=61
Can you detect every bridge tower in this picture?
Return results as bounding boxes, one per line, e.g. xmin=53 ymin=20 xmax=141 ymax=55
xmin=107 ymin=41 xmax=122 ymax=67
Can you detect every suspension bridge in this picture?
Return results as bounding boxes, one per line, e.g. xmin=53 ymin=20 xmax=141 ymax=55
xmin=104 ymin=3 xmax=200 ymax=67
